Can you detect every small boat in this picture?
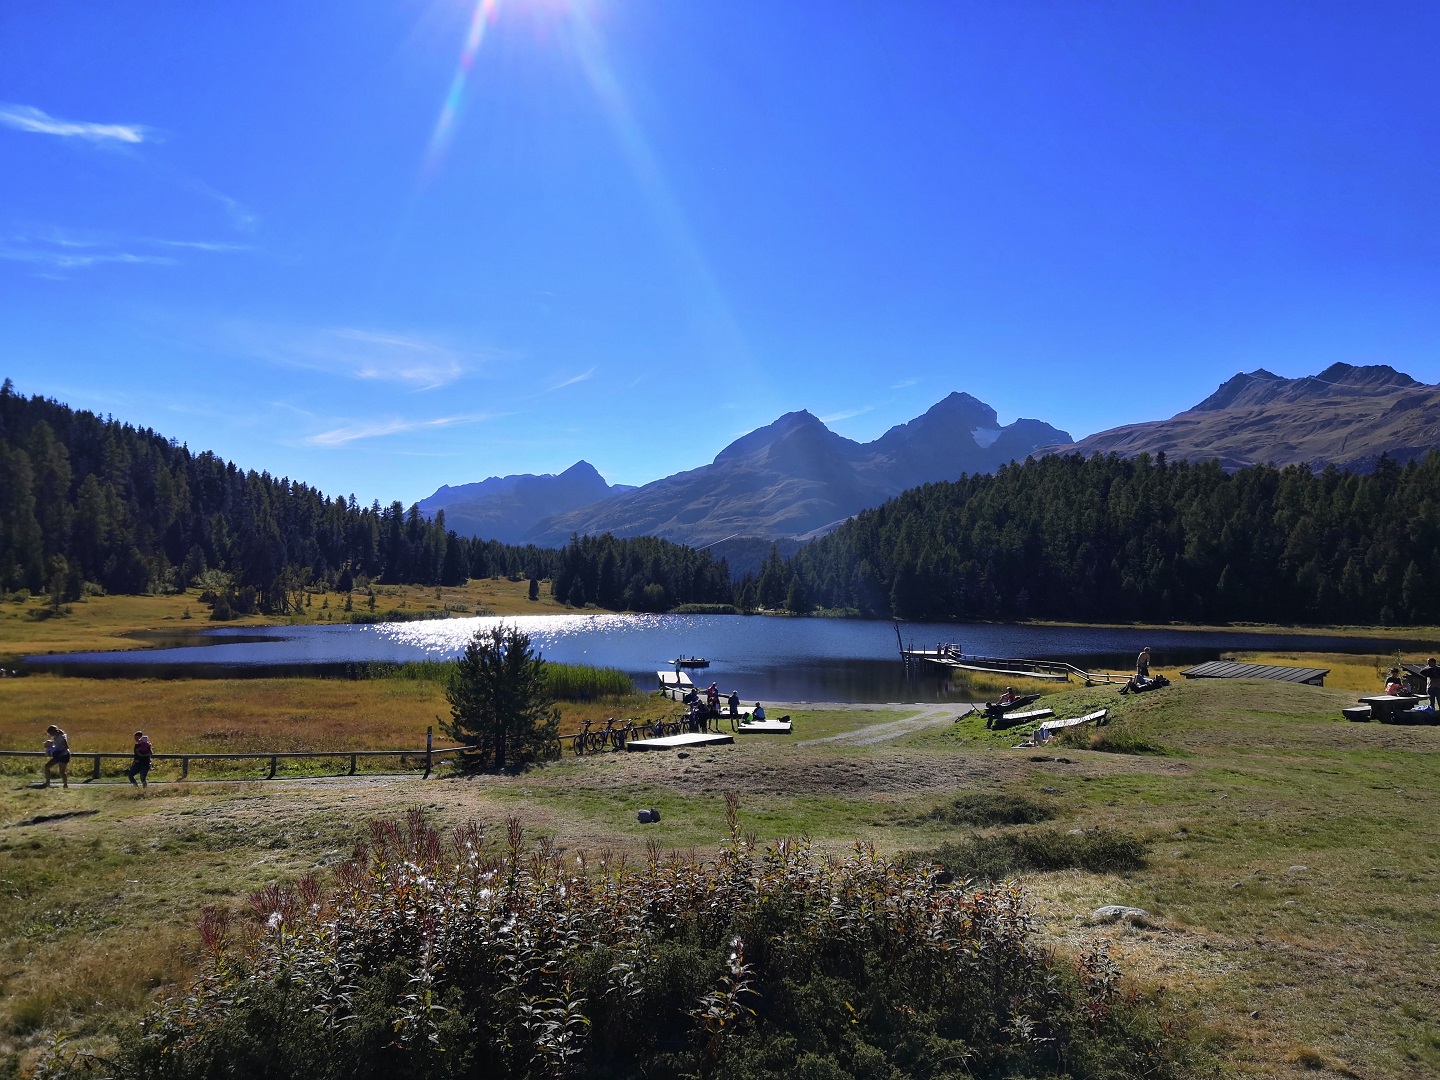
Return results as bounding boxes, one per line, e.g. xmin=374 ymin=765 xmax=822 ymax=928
xmin=671 ymin=656 xmax=710 ymax=668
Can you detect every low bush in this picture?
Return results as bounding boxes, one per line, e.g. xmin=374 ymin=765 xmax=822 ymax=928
xmin=909 ymin=789 xmax=1059 ymax=827
xmin=97 ymin=804 xmax=1188 ymax=1079
xmin=926 ymin=827 xmax=1147 ymax=882
xmin=1059 ymin=728 xmax=1166 ymax=755
xmin=360 ymin=660 xmax=634 ymax=702
xmin=543 ymin=662 xmax=636 ymax=701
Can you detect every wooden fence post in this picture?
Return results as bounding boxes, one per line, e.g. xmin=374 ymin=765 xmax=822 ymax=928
xmin=424 ymin=726 xmax=433 ymax=779
xmin=267 ymin=755 xmax=278 ymax=779
xmin=91 ymin=753 xmax=101 ymax=781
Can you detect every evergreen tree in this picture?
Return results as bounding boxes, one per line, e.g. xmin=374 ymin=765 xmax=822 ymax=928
xmin=442 ymin=624 xmax=560 ymax=771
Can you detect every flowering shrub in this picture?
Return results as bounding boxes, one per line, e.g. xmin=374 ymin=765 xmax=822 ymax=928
xmin=109 ymin=800 xmax=1190 ymax=1079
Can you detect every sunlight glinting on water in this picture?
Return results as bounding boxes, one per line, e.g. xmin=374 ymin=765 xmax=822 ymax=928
xmin=372 ymin=612 xmax=671 ymax=659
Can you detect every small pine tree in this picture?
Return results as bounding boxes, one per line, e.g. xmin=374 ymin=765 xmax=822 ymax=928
xmin=442 ymin=624 xmax=560 ymax=771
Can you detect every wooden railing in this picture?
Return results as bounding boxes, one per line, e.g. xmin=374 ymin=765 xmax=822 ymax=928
xmin=903 ymin=649 xmax=1132 ymax=685
xmin=0 ymin=744 xmax=471 ymax=782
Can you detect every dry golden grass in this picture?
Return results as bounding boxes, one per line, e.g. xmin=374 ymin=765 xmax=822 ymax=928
xmin=0 ymin=673 xmax=680 ymax=765
xmin=1230 ymin=649 xmax=1432 ymax=693
xmin=0 ymin=674 xmax=448 ymax=754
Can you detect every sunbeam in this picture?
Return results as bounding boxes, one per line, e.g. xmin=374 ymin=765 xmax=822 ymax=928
xmin=423 ymin=0 xmax=500 ymax=179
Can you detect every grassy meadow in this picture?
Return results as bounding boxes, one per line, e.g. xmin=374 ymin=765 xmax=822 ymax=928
xmin=2 ymin=676 xmax=1438 ymax=1076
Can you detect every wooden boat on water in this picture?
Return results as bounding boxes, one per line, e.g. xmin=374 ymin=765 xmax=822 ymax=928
xmin=671 ymin=656 xmax=710 ymax=668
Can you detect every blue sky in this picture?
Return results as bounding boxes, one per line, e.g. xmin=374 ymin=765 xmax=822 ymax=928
xmin=3 ymin=1 xmax=1438 ymax=505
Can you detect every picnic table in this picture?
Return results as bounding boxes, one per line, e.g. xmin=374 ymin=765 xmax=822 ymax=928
xmin=1357 ymin=694 xmax=1420 ymax=723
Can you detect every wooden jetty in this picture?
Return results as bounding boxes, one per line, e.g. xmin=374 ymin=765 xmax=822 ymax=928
xmin=626 ymin=732 xmax=734 ymax=752
xmin=657 ymin=670 xmax=695 ymax=701
xmin=902 ymin=646 xmax=1129 ymax=685
xmin=1180 ymin=661 xmax=1329 ymax=686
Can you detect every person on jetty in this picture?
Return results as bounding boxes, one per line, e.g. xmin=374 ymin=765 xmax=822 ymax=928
xmin=43 ymin=725 xmax=70 ymax=789
xmin=127 ymin=731 xmax=153 ymax=788
xmin=997 ymin=687 xmax=1019 ymax=707
xmin=753 ymin=703 xmax=766 ymax=722
xmin=1136 ymin=647 xmax=1151 ymax=679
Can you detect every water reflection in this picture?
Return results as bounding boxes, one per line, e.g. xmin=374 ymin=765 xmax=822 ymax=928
xmin=24 ymin=614 xmax=1419 ymax=704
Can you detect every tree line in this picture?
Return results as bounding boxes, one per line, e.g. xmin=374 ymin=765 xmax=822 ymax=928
xmin=6 ymin=380 xmax=1437 ymax=625
xmin=782 ymin=450 xmax=1440 ymax=625
xmin=0 ymin=381 xmax=700 ymax=615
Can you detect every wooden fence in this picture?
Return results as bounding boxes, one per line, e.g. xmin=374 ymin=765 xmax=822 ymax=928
xmin=0 ymin=744 xmax=470 ymax=782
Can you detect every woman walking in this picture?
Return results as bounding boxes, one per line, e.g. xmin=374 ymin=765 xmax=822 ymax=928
xmin=127 ymin=731 xmax=153 ymax=788
xmin=43 ymin=725 xmax=70 ymax=789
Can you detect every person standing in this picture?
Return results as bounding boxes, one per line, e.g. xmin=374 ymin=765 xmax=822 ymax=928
xmin=1136 ymin=647 xmax=1152 ymax=679
xmin=43 ymin=725 xmax=70 ymax=789
xmin=1418 ymin=658 xmax=1440 ymax=709
xmin=127 ymin=731 xmax=153 ymax=788
xmin=727 ymin=690 xmax=740 ymax=719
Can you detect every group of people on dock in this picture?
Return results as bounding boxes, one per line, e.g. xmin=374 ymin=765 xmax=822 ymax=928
xmin=682 ymin=681 xmax=765 ymax=729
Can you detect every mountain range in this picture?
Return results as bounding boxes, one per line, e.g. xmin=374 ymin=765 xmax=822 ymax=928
xmin=420 ymin=392 xmax=1069 ymax=549
xmin=415 ymin=461 xmax=634 ymax=545
xmin=1042 ymin=362 xmax=1440 ymax=471
xmin=419 ymin=364 xmax=1440 ymax=549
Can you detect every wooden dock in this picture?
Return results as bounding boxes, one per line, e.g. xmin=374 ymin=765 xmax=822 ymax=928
xmin=1180 ymin=661 xmax=1328 ymax=686
xmin=902 ymin=648 xmax=1129 ymax=685
xmin=657 ymin=670 xmax=695 ymax=701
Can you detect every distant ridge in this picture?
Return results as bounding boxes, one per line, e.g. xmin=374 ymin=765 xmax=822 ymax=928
xmin=525 ymin=392 xmax=1070 ymax=547
xmin=1043 ymin=363 xmax=1440 ymax=472
xmin=417 ymin=461 xmax=634 ymax=545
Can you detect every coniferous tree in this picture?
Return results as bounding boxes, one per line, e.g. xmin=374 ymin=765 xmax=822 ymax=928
xmin=442 ymin=624 xmax=559 ymax=771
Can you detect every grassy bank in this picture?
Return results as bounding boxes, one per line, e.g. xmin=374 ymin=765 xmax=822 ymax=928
xmin=4 ymin=676 xmax=1439 ymax=1075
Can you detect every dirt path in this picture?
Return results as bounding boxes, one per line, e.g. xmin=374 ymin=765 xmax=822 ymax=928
xmin=795 ymin=703 xmax=967 ymax=747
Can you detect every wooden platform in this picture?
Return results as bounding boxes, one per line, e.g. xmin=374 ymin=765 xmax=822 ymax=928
xmin=736 ymin=719 xmax=792 ymax=735
xmin=1038 ymin=708 xmax=1108 ymax=733
xmin=990 ymin=707 xmax=1054 ymax=731
xmin=626 ymin=732 xmax=734 ymax=752
xmin=1180 ymin=661 xmax=1329 ymax=686
xmin=656 ymin=670 xmax=695 ymax=701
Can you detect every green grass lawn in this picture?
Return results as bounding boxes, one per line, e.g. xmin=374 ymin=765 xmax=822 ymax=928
xmin=2 ymin=676 xmax=1437 ymax=1077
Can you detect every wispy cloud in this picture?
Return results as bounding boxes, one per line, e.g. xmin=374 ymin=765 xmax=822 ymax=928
xmin=149 ymin=238 xmax=253 ymax=253
xmin=890 ymin=378 xmax=917 ymax=389
xmin=237 ymin=326 xmax=480 ymax=390
xmin=549 ymin=366 xmax=596 ymax=391
xmin=820 ymin=406 xmax=874 ymax=424
xmin=0 ymin=244 xmax=172 ymax=270
xmin=0 ymin=103 xmax=148 ymax=144
xmin=0 ymin=229 xmax=249 ymax=275
xmin=305 ymin=413 xmax=492 ymax=447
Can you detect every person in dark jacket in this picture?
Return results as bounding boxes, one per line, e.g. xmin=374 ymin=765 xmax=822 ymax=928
xmin=127 ymin=731 xmax=153 ymax=788
xmin=1420 ymin=657 xmax=1440 ymax=710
